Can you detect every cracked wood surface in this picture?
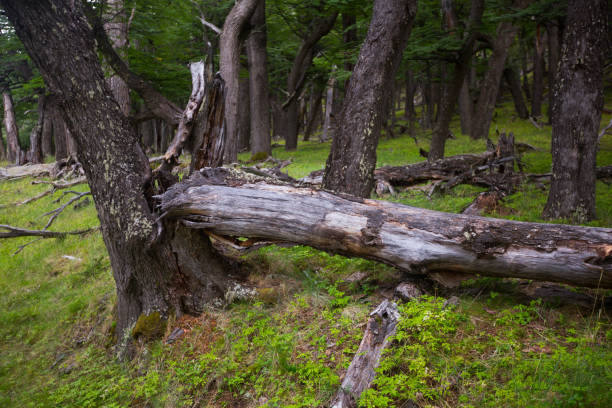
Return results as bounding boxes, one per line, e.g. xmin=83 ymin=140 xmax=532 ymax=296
xmin=161 ymin=171 xmax=612 ymax=289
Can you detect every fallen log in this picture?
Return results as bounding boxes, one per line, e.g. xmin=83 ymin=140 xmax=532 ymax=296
xmin=160 ymin=169 xmax=612 ymax=289
xmin=330 ymin=300 xmax=400 ymax=408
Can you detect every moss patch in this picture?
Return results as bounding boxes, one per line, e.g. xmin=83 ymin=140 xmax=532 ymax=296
xmin=131 ymin=312 xmax=167 ymax=341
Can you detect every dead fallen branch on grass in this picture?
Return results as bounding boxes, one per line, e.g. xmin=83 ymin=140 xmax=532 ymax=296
xmin=40 ymin=191 xmax=92 ymax=230
xmin=330 ymin=300 xmax=400 ymax=408
xmin=0 ymin=224 xmax=98 ymax=239
xmin=0 ymin=177 xmax=88 ymax=209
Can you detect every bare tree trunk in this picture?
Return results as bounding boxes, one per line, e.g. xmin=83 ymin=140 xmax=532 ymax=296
xmin=0 ymin=114 xmax=5 ymax=160
xmin=220 ymin=0 xmax=259 ymax=163
xmin=405 ymin=69 xmax=417 ymax=137
xmin=428 ymin=0 xmax=484 ymax=160
xmin=51 ymin=100 xmax=68 ymax=162
xmin=90 ymin=13 xmax=182 ymax=125
xmin=41 ymin=97 xmax=54 ymax=157
xmin=27 ymin=92 xmax=45 ymax=164
xmin=321 ymin=74 xmax=336 ymax=142
xmin=423 ymin=64 xmax=434 ymax=129
xmin=191 ymin=73 xmax=227 ymax=172
xmin=458 ymin=78 xmax=472 ymax=134
xmin=104 ymin=0 xmax=130 ymax=116
xmin=1 ymin=0 xmax=234 ymax=349
xmin=304 ymin=85 xmax=323 ymax=141
xmin=503 ymin=65 xmax=529 ymax=119
xmin=3 ymin=91 xmax=22 ymax=164
xmin=246 ymin=0 xmax=271 ymax=157
xmin=471 ymin=21 xmax=518 ymax=139
xmin=543 ymin=0 xmax=607 ymax=221
xmin=237 ymin=76 xmax=250 ymax=152
xmin=283 ymin=12 xmax=338 ymax=150
xmin=546 ymin=21 xmax=560 ymax=124
xmin=323 ymin=0 xmax=418 ymax=197
xmin=531 ymin=25 xmax=544 ymax=119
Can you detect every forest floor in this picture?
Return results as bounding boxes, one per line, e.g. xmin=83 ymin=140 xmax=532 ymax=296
xmin=1 ymin=101 xmax=612 ymax=407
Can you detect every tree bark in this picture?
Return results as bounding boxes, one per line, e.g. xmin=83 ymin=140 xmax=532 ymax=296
xmin=546 ymin=21 xmax=560 ymax=124
xmin=219 ymin=0 xmax=259 ymax=163
xmin=89 ymin=12 xmax=182 ymax=126
xmin=161 ymin=170 xmax=612 ymax=289
xmin=543 ymin=0 xmax=608 ymax=221
xmin=531 ymin=25 xmax=544 ymax=119
xmin=51 ymin=100 xmax=68 ymax=162
xmin=41 ymin=97 xmax=54 ymax=157
xmin=470 ymin=21 xmax=518 ymax=139
xmin=321 ymin=73 xmax=337 ymax=142
xmin=0 ymin=115 xmax=5 ymax=160
xmin=322 ymin=0 xmax=417 ymax=197
xmin=405 ymin=69 xmax=417 ymax=137
xmin=190 ymin=74 xmax=227 ymax=172
xmin=304 ymin=85 xmax=323 ymax=141
xmin=503 ymin=65 xmax=529 ymax=119
xmin=458 ymin=78 xmax=472 ymax=135
xmin=3 ymin=91 xmax=22 ymax=164
xmin=1 ymin=0 xmax=233 ymax=348
xmin=283 ymin=12 xmax=338 ymax=150
xmin=246 ymin=0 xmax=271 ymax=157
xmin=104 ymin=0 xmax=130 ymax=116
xmin=27 ymin=91 xmax=45 ymax=164
xmin=330 ymin=300 xmax=400 ymax=408
xmin=237 ymin=76 xmax=250 ymax=152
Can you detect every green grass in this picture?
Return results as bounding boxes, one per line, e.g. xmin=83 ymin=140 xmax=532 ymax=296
xmin=1 ymin=97 xmax=611 ymax=407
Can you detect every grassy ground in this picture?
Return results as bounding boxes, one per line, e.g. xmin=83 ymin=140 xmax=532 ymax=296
xmin=1 ymin=100 xmax=611 ymax=407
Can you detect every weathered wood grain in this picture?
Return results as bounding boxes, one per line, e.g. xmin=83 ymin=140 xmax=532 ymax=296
xmin=160 ymin=170 xmax=612 ymax=289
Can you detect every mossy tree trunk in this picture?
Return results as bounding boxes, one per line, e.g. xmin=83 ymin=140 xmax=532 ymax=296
xmin=1 ymin=0 xmax=233 ymax=349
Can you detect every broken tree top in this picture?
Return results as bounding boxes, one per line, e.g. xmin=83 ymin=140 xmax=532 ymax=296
xmin=160 ymin=168 xmax=612 ymax=289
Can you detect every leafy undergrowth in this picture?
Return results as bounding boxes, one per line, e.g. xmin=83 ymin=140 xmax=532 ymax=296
xmin=1 ymin=101 xmax=612 ymax=407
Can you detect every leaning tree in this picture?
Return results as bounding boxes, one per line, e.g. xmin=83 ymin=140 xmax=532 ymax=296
xmin=322 ymin=0 xmax=418 ymax=197
xmin=0 ymin=0 xmax=234 ymax=350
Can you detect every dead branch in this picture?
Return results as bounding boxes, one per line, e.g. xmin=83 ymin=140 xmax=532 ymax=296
xmin=598 ymin=118 xmax=612 ymax=145
xmin=0 ymin=176 xmax=87 ymax=209
xmin=40 ymin=191 xmax=91 ymax=230
xmin=0 ymin=224 xmax=97 ymax=239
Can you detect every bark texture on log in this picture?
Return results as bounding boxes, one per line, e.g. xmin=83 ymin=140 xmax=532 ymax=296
xmin=323 ymin=0 xmax=417 ymax=197
xmin=543 ymin=0 xmax=608 ymax=221
xmin=330 ymin=300 xmax=400 ymax=408
xmin=161 ymin=169 xmax=612 ymax=289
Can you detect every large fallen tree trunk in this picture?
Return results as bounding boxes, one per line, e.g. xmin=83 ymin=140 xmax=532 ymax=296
xmin=160 ymin=169 xmax=612 ymax=289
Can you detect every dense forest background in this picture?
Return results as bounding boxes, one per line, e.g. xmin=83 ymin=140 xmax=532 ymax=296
xmin=1 ymin=0 xmax=611 ymax=407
